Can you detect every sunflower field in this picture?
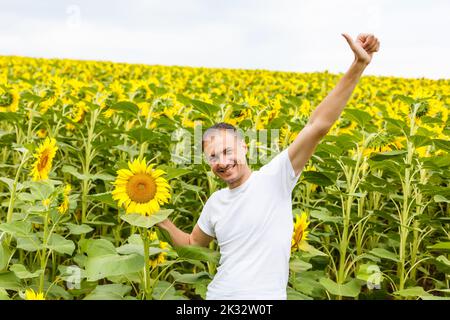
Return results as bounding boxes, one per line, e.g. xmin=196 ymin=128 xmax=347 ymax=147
xmin=0 ymin=55 xmax=449 ymax=300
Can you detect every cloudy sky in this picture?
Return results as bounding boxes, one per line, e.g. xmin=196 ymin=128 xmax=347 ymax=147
xmin=0 ymin=0 xmax=448 ymax=79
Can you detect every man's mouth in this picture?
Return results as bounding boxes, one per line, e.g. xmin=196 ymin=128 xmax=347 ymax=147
xmin=218 ymin=163 xmax=236 ymax=174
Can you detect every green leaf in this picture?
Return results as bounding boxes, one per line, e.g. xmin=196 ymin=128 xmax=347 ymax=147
xmin=151 ymin=280 xmax=188 ymax=300
xmin=84 ymin=284 xmax=132 ymax=300
xmin=85 ymin=254 xmax=144 ymax=281
xmin=91 ymin=172 xmax=115 ymax=181
xmin=179 ymin=181 xmax=202 ymax=192
xmin=88 ymin=192 xmax=117 ymax=208
xmin=62 ymin=165 xmax=87 ymax=180
xmin=393 ymin=286 xmax=432 ymax=297
xmin=343 ymin=109 xmax=372 ymax=128
xmin=300 ymin=242 xmax=328 ymax=257
xmin=369 ymin=248 xmax=399 ymax=262
xmin=120 ymin=209 xmax=173 ymax=229
xmin=436 ymin=255 xmax=450 ymax=267
xmin=170 ymin=271 xmax=211 ymax=284
xmin=410 ymin=135 xmax=433 ymax=148
xmin=46 ymin=233 xmax=75 ymax=255
xmin=0 ymin=272 xmax=21 ymax=290
xmin=356 ymin=264 xmax=383 ymax=288
xmin=286 ymin=287 xmax=313 ymax=300
xmin=110 ymin=101 xmax=139 ymax=117
xmin=16 ymin=235 xmax=42 ymax=252
xmin=0 ymin=177 xmax=21 ymax=192
xmin=289 ymin=258 xmax=313 ymax=273
xmin=0 ymin=243 xmax=12 ymax=271
xmin=9 ymin=264 xmax=43 ymax=279
xmin=291 ymin=271 xmax=326 ymax=298
xmin=369 ymin=150 xmax=408 ymax=161
xmin=0 ymin=221 xmax=32 ymax=238
xmin=0 ymin=112 xmax=22 ymax=123
xmin=427 ymin=242 xmax=450 ymax=252
xmin=128 ymin=127 xmax=168 ymax=145
xmin=177 ymin=95 xmax=220 ymax=117
xmin=80 ymin=238 xmax=117 ymax=257
xmin=174 ymin=245 xmax=220 ymax=264
xmin=158 ymin=165 xmax=191 ymax=180
xmin=432 ymin=139 xmax=450 ymax=153
xmin=0 ymin=288 xmax=10 ymax=300
xmin=28 ymin=180 xmax=55 ymax=200
xmin=319 ymin=278 xmax=361 ymax=298
xmin=302 ymin=171 xmax=334 ymax=186
xmin=310 ymin=210 xmax=342 ymax=223
xmin=434 ymin=195 xmax=450 ymax=204
xmin=393 ymin=94 xmax=416 ymax=105
xmin=65 ymin=223 xmax=94 ymax=235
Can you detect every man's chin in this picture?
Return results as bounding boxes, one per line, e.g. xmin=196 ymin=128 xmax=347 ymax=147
xmin=216 ymin=171 xmax=237 ymax=183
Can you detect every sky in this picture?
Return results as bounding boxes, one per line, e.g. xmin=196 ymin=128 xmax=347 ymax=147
xmin=0 ymin=0 xmax=449 ymax=79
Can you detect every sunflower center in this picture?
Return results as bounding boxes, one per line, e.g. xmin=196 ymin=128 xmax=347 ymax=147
xmin=38 ymin=152 xmax=50 ymax=171
xmin=294 ymin=227 xmax=304 ymax=245
xmin=126 ymin=173 xmax=157 ymax=203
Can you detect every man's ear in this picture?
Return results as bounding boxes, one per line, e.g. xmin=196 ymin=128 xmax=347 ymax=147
xmin=240 ymin=141 xmax=248 ymax=164
xmin=241 ymin=140 xmax=248 ymax=153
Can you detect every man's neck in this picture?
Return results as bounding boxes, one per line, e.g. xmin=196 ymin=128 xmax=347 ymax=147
xmin=228 ymin=167 xmax=252 ymax=189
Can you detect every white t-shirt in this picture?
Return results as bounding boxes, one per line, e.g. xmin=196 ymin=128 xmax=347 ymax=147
xmin=197 ymin=147 xmax=302 ymax=300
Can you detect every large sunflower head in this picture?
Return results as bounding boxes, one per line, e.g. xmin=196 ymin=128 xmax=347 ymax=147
xmin=291 ymin=211 xmax=310 ymax=252
xmin=112 ymin=158 xmax=171 ymax=216
xmin=30 ymin=137 xmax=58 ymax=181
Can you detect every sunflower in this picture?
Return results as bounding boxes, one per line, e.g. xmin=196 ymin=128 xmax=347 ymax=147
xmin=0 ymin=88 xmax=19 ymax=112
xmin=150 ymin=241 xmax=169 ymax=268
xmin=36 ymin=128 xmax=47 ymax=138
xmin=291 ymin=211 xmax=310 ymax=252
xmin=112 ymin=158 xmax=171 ymax=216
xmin=24 ymin=288 xmax=45 ymax=300
xmin=58 ymin=184 xmax=72 ymax=214
xmin=30 ymin=137 xmax=58 ymax=181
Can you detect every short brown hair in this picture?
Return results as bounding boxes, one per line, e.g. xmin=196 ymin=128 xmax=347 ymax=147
xmin=202 ymin=122 xmax=242 ymax=151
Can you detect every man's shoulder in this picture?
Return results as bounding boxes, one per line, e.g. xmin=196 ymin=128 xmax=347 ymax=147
xmin=203 ymin=189 xmax=224 ymax=205
xmin=258 ymin=148 xmax=288 ymax=174
xmin=209 ymin=188 xmax=227 ymax=201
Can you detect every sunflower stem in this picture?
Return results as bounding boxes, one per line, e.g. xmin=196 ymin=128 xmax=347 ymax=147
xmin=39 ymin=208 xmax=50 ymax=293
xmin=138 ymin=104 xmax=154 ymax=159
xmin=81 ymin=108 xmax=100 ymax=223
xmin=6 ymin=151 xmax=29 ymax=224
xmin=142 ymin=227 xmax=152 ymax=300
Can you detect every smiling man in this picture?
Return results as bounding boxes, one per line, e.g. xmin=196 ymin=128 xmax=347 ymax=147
xmin=157 ymin=33 xmax=380 ymax=299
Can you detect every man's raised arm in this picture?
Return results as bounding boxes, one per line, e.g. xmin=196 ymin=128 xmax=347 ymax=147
xmin=288 ymin=33 xmax=380 ymax=176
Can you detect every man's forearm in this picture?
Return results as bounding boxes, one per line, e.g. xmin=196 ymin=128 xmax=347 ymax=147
xmin=308 ymin=60 xmax=368 ymax=130
xmin=157 ymin=219 xmax=190 ymax=247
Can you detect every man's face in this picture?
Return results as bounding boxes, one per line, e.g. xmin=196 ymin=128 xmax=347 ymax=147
xmin=203 ymin=129 xmax=248 ymax=185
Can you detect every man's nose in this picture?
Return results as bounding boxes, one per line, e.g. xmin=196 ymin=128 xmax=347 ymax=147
xmin=217 ymin=154 xmax=232 ymax=167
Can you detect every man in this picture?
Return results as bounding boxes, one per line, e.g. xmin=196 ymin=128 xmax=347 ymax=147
xmin=157 ymin=33 xmax=380 ymax=299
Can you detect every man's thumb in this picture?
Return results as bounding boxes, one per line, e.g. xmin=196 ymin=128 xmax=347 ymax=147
xmin=341 ymin=33 xmax=355 ymax=50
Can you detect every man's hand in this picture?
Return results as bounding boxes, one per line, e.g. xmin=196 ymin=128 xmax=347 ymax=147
xmin=341 ymin=33 xmax=380 ymax=65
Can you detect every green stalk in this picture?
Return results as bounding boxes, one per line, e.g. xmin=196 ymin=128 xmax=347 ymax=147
xmin=397 ymin=103 xmax=419 ymax=292
xmin=337 ymin=145 xmax=363 ymax=285
xmin=39 ymin=209 xmax=50 ymax=293
xmin=81 ymin=108 xmax=100 ymax=223
xmin=138 ymin=104 xmax=154 ymax=159
xmin=6 ymin=152 xmax=29 ymax=224
xmin=141 ymin=228 xmax=151 ymax=300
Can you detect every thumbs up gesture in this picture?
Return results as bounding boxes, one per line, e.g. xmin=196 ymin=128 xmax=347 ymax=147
xmin=341 ymin=33 xmax=380 ymax=66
